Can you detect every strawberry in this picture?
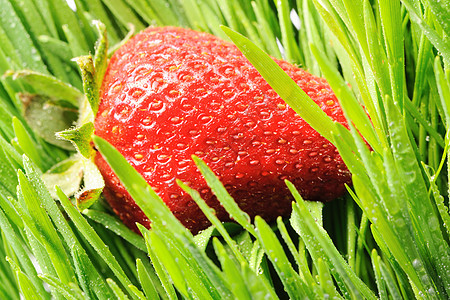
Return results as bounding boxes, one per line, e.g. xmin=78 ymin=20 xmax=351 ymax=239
xmin=94 ymin=26 xmax=351 ymax=234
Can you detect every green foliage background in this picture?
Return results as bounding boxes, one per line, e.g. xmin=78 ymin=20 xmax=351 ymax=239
xmin=0 ymin=0 xmax=449 ymax=299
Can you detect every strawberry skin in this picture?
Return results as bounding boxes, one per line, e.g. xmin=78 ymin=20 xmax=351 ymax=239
xmin=94 ymin=26 xmax=351 ymax=233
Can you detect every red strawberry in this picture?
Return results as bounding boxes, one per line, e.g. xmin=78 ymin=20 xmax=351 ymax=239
xmin=94 ymin=26 xmax=351 ymax=234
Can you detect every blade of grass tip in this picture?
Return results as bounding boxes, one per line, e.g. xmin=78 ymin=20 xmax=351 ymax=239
xmin=345 ymin=197 xmax=357 ymax=271
xmin=287 ymin=180 xmax=377 ymax=300
xmin=128 ymin=284 xmax=147 ymax=300
xmin=138 ymin=225 xmax=177 ymax=300
xmin=7 ymin=258 xmax=45 ymax=300
xmin=83 ymin=209 xmax=146 ymax=252
xmin=276 ymin=217 xmax=318 ymax=290
xmin=378 ymin=257 xmax=403 ymax=300
xmin=371 ymin=249 xmax=388 ymax=300
xmin=221 ymin=25 xmax=337 ymax=143
xmin=107 ymin=278 xmax=130 ymax=300
xmin=193 ymin=225 xmax=215 ymax=252
xmin=355 ymin=214 xmax=369 ymax=278
xmin=240 ymin=262 xmax=280 ymax=300
xmin=191 ymin=155 xmax=256 ymax=236
xmin=145 ymin=230 xmax=189 ymax=298
xmin=92 ymin=136 xmax=187 ymax=234
xmin=248 ymin=240 xmax=269 ymax=279
xmin=212 ymin=238 xmax=252 ymax=300
xmin=254 ymin=216 xmax=315 ymax=300
xmin=176 ymin=233 xmax=233 ymax=299
xmin=39 ymin=274 xmax=84 ymax=300
xmin=177 ymin=179 xmax=247 ymax=265
xmin=316 ymin=258 xmax=342 ymax=299
xmin=55 ymin=187 xmax=140 ymax=300
xmin=71 ymin=246 xmax=113 ymax=300
xmin=136 ymin=259 xmax=159 ymax=300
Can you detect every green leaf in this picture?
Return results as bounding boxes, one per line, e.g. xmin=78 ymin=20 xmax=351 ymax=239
xmin=41 ymin=156 xmax=83 ymax=199
xmin=7 ymin=70 xmax=82 ymax=107
xmin=75 ymin=158 xmax=104 ymax=210
xmin=20 ymin=94 xmax=77 ymax=150
xmin=57 ymin=122 xmax=94 ymax=158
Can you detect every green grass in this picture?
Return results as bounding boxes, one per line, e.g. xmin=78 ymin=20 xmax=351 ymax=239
xmin=0 ymin=0 xmax=449 ymax=299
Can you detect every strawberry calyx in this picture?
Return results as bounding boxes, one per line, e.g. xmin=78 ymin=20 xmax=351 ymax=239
xmin=54 ymin=21 xmax=110 ymax=209
xmin=6 ymin=21 xmax=113 ymax=210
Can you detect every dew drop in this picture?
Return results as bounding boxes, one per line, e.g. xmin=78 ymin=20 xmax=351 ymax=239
xmin=275 ymin=159 xmax=285 ymax=165
xmin=170 ymin=116 xmax=181 ymax=123
xmin=309 ymin=152 xmax=318 ymax=157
